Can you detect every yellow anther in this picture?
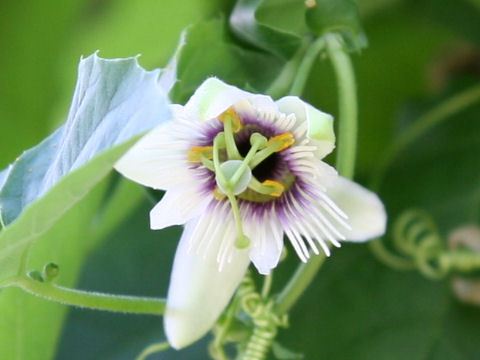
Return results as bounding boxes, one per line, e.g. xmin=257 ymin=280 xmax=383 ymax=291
xmin=262 ymin=180 xmax=285 ymax=197
xmin=267 ymin=133 xmax=295 ymax=152
xmin=219 ymin=108 xmax=243 ymax=132
xmin=187 ymin=146 xmax=213 ymax=162
xmin=213 ymin=186 xmax=227 ymax=200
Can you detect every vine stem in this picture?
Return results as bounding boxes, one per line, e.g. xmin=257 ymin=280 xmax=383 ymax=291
xmin=5 ymin=276 xmax=166 ymax=315
xmin=326 ymin=33 xmax=358 ymax=179
xmin=275 ymin=254 xmax=326 ymax=315
xmin=265 ymin=41 xmax=310 ymax=98
xmin=289 ymin=37 xmax=326 ymax=96
xmin=275 ymin=33 xmax=358 ymax=315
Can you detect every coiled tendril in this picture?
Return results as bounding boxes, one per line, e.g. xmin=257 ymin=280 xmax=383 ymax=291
xmin=392 ymin=209 xmax=480 ymax=279
xmin=238 ymin=272 xmax=288 ymax=360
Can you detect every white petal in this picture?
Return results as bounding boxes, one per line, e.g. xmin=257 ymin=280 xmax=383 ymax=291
xmin=325 ymin=176 xmax=387 ymax=242
xmin=184 ymin=77 xmax=276 ymax=122
xmin=276 ymin=96 xmax=335 ymax=158
xmin=164 ymin=216 xmax=251 ymax=349
xmin=149 ymin=188 xmax=210 ymax=230
xmin=115 ymin=122 xmax=190 ymax=190
xmin=244 ymin=211 xmax=284 ymax=275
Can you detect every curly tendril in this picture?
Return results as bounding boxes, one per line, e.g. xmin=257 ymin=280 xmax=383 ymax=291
xmin=391 ymin=210 xmax=480 ymax=280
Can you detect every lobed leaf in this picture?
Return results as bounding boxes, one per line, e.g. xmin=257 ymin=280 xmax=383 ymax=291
xmin=0 ymin=53 xmax=171 ymax=284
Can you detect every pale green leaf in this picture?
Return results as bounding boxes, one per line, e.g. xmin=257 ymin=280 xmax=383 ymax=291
xmin=0 ymin=53 xmax=171 ymax=284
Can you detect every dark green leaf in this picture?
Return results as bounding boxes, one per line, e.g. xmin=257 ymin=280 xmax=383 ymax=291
xmin=229 ymin=0 xmax=304 ymax=59
xmin=305 ymin=0 xmax=367 ymax=51
xmin=170 ymin=18 xmax=284 ymax=103
xmin=415 ymin=0 xmax=480 ymax=47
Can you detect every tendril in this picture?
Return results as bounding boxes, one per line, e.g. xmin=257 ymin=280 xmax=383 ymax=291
xmin=391 ymin=210 xmax=480 ymax=280
xmin=237 ymin=272 xmax=288 ymax=360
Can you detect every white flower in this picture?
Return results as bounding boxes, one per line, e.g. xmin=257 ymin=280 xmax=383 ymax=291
xmin=115 ymin=78 xmax=386 ymax=349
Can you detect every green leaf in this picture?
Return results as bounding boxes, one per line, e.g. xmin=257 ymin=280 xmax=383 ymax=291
xmin=0 ymin=53 xmax=171 ymax=284
xmin=0 ymin=178 xmax=145 ymax=360
xmin=0 ymin=53 xmax=170 ymax=226
xmin=229 ymin=0 xmax=304 ymax=59
xmin=256 ymin=0 xmax=309 ymax=36
xmin=305 ymin=0 xmax=367 ymax=52
xmin=170 ymin=18 xmax=284 ymax=103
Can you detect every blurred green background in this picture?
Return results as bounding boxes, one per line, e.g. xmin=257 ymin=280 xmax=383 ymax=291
xmin=1 ymin=0 xmax=480 ymax=359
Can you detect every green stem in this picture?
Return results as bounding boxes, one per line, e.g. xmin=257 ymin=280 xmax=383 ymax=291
xmin=371 ymin=83 xmax=480 ymax=190
xmin=289 ymin=37 xmax=326 ymax=96
xmin=265 ymin=41 xmax=310 ymax=98
xmin=326 ymin=33 xmax=358 ymax=179
xmin=261 ymin=273 xmax=274 ymax=298
xmin=8 ymin=277 xmax=166 ymax=315
xmin=275 ymin=34 xmax=359 ymax=316
xmin=275 ymin=254 xmax=326 ymax=315
xmin=212 ymin=297 xmax=240 ymax=360
xmin=135 ymin=342 xmax=170 ymax=360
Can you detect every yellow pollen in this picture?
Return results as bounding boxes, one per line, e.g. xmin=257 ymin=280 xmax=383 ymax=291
xmin=305 ymin=0 xmax=317 ymax=8
xmin=187 ymin=146 xmax=213 ymax=162
xmin=219 ymin=108 xmax=243 ymax=132
xmin=268 ymin=133 xmax=295 ymax=152
xmin=213 ymin=186 xmax=227 ymax=200
xmin=262 ymin=180 xmax=285 ymax=197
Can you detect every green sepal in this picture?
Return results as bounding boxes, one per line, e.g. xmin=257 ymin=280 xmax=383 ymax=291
xmin=305 ymin=0 xmax=367 ymax=52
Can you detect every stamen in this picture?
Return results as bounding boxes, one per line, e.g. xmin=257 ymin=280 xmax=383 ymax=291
xmin=200 ymin=157 xmax=215 ymax=171
xmin=248 ymin=177 xmax=286 ymax=198
xmin=213 ymin=133 xmax=228 ymax=188
xmin=213 ymin=187 xmax=226 ymax=200
xmin=262 ymin=180 xmax=285 ymax=197
xmin=187 ymin=146 xmax=213 ymax=162
xmin=250 ymin=132 xmax=295 ymax=169
xmin=220 ymin=108 xmax=242 ymax=160
xmin=268 ymin=133 xmax=295 ymax=152
xmin=219 ymin=108 xmax=243 ymax=132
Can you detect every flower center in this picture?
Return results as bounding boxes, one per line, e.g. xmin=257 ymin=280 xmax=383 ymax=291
xmin=187 ymin=107 xmax=296 ymax=249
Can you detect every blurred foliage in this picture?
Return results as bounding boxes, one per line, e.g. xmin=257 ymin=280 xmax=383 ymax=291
xmin=1 ymin=0 xmax=480 ymax=359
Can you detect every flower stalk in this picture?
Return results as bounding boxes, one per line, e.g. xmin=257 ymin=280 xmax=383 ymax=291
xmin=4 ymin=275 xmax=166 ymax=315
